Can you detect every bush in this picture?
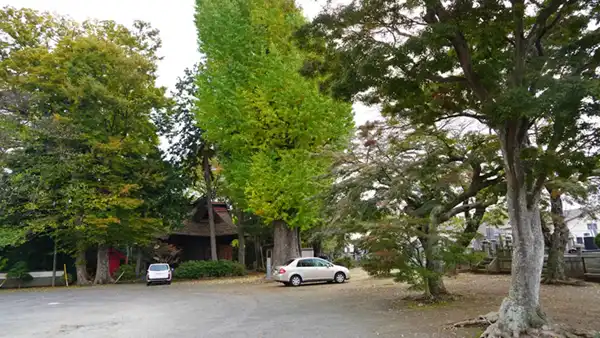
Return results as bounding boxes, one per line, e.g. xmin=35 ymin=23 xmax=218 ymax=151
xmin=7 ymin=261 xmax=33 ymax=284
xmin=174 ymin=260 xmax=246 ymax=279
xmin=115 ymin=264 xmax=137 ymax=282
xmin=333 ymin=256 xmax=354 ymax=269
xmin=595 ymin=233 xmax=600 ymax=249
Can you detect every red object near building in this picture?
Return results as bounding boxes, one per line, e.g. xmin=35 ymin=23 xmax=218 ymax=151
xmin=108 ymin=248 xmax=125 ymax=276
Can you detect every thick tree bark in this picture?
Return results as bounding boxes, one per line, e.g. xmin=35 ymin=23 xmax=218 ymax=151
xmin=484 ymin=130 xmax=547 ymax=336
xmin=93 ymin=244 xmax=113 ymax=285
xmin=419 ymin=211 xmax=448 ymax=300
xmin=543 ymin=191 xmax=569 ymax=284
xmin=312 ymin=238 xmax=323 ymax=257
xmin=419 ymin=234 xmax=448 ymax=300
xmin=296 ymin=227 xmax=302 ymax=255
xmin=202 ymin=151 xmax=218 ymax=261
xmin=237 ymin=211 xmax=246 ymax=266
xmin=272 ymin=220 xmax=300 ymax=268
xmin=75 ymin=242 xmax=91 ymax=285
xmin=135 ymin=248 xmax=143 ymax=277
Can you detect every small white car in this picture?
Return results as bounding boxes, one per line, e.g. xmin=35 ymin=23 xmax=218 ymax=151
xmin=146 ymin=263 xmax=172 ymax=286
xmin=272 ymin=257 xmax=351 ymax=287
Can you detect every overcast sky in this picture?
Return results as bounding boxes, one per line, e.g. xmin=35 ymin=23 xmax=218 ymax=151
xmin=0 ymin=0 xmax=381 ymax=125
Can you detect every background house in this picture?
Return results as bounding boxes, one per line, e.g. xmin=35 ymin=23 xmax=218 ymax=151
xmin=564 ymin=209 xmax=599 ymax=251
xmin=165 ymin=198 xmax=238 ymax=262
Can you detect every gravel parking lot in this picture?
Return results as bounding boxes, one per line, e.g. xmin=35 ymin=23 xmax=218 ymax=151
xmin=0 ymin=272 xmax=413 ymax=338
xmin=2 ymin=272 xmax=598 ymax=338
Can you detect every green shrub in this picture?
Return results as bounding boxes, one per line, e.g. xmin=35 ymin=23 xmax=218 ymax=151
xmin=333 ymin=256 xmax=354 ymax=269
xmin=115 ymin=264 xmax=137 ymax=282
xmin=0 ymin=257 xmax=7 ymax=271
xmin=7 ymin=261 xmax=33 ymax=284
xmin=174 ymin=260 xmax=246 ymax=279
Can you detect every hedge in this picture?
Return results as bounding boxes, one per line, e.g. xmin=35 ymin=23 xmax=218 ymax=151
xmin=333 ymin=256 xmax=354 ymax=269
xmin=115 ymin=264 xmax=137 ymax=282
xmin=174 ymin=260 xmax=246 ymax=279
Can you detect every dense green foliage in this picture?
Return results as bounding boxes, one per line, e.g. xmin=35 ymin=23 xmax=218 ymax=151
xmin=6 ymin=261 xmax=32 ymax=283
xmin=0 ymin=8 xmax=188 ymax=261
xmin=194 ymin=0 xmax=353 ymax=229
xmin=332 ymin=256 xmax=354 ymax=269
xmin=299 ymin=0 xmax=600 ymax=334
xmin=115 ymin=264 xmax=137 ymax=282
xmin=595 ymin=234 xmax=600 ymax=249
xmin=174 ymin=260 xmax=246 ymax=279
xmin=323 ymin=121 xmax=504 ymax=296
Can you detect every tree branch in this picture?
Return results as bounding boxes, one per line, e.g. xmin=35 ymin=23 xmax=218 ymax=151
xmin=423 ymin=1 xmax=489 ymax=102
xmin=526 ymin=0 xmax=569 ymax=46
xmin=442 ymin=197 xmax=496 ymax=222
xmin=428 ymin=75 xmax=468 ymax=83
xmin=433 ymin=112 xmax=488 ymax=124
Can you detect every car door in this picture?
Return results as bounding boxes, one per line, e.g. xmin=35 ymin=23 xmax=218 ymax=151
xmin=296 ymin=259 xmax=319 ymax=281
xmin=314 ymin=258 xmax=335 ymax=280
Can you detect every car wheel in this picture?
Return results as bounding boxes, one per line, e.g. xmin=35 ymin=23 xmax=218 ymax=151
xmin=167 ymin=281 xmax=172 ymax=285
xmin=334 ymin=272 xmax=346 ymax=284
xmin=289 ymin=274 xmax=302 ymax=287
xmin=146 ymin=282 xmax=151 ymax=286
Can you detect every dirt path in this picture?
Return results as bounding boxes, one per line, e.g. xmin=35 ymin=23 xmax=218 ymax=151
xmin=336 ymin=271 xmax=600 ymax=336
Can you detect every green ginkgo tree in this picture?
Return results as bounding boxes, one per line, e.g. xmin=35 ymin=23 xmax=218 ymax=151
xmin=194 ymin=0 xmax=353 ymax=267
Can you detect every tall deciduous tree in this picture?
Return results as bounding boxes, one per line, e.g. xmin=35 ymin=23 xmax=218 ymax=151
xmin=158 ymin=65 xmax=219 ymax=261
xmin=0 ymin=8 xmax=186 ymax=284
xmin=194 ymin=0 xmax=353 ymax=267
xmin=327 ymin=122 xmax=503 ymax=299
xmin=299 ymin=1 xmax=600 ymax=335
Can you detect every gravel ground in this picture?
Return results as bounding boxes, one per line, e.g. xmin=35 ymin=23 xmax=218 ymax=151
xmin=1 ymin=271 xmax=598 ymax=338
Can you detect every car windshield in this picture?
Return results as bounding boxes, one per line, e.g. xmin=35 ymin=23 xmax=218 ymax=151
xmin=283 ymin=259 xmax=295 ymax=266
xmin=149 ymin=265 xmax=169 ymax=271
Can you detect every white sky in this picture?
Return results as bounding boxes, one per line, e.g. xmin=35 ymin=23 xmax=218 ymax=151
xmin=0 ymin=0 xmax=381 ymax=125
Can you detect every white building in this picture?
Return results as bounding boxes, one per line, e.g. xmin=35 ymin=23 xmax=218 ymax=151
xmin=564 ymin=209 xmax=599 ymax=250
xmin=470 ymin=209 xmax=599 ymax=252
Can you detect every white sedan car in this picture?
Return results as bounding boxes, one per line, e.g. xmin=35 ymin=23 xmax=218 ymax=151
xmin=273 ymin=257 xmax=350 ymax=287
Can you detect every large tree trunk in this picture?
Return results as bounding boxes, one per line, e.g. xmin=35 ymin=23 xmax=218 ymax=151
xmin=312 ymin=238 xmax=323 ymax=257
xmin=203 ymin=151 xmax=218 ymax=261
xmin=94 ymin=244 xmax=113 ymax=285
xmin=484 ymin=131 xmax=547 ymax=336
xmin=419 ymin=232 xmax=448 ymax=300
xmin=272 ymin=220 xmax=300 ymax=269
xmin=75 ymin=242 xmax=91 ymax=285
xmin=237 ymin=210 xmax=246 ymax=266
xmin=543 ymin=191 xmax=569 ymax=284
xmin=135 ymin=248 xmax=143 ymax=278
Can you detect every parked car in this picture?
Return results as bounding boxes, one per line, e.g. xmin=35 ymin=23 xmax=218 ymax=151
xmin=272 ymin=257 xmax=351 ymax=287
xmin=146 ymin=263 xmax=172 ymax=286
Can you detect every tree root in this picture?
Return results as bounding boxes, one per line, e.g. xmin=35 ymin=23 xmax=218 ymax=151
xmin=451 ymin=312 xmax=499 ymax=328
xmin=481 ymin=322 xmax=598 ymax=338
xmin=541 ymin=278 xmax=586 ymax=287
xmin=452 ymin=313 xmax=598 ymax=338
